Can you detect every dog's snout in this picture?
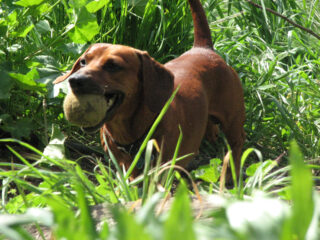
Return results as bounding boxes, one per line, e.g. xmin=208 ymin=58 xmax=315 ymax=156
xmin=68 ymin=73 xmax=103 ymax=95
xmin=69 ymin=74 xmax=89 ymax=89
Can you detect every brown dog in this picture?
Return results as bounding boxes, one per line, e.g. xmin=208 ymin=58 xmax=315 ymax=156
xmin=54 ymin=0 xmax=245 ymax=177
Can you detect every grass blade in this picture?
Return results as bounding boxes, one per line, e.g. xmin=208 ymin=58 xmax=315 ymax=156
xmin=289 ymin=140 xmax=314 ymax=239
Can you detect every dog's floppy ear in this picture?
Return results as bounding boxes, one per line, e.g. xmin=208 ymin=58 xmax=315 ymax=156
xmin=53 ymin=46 xmax=91 ymax=84
xmin=53 ymin=58 xmax=81 ymax=84
xmin=137 ymin=51 xmax=174 ymax=113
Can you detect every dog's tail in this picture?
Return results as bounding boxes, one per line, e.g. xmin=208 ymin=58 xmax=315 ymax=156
xmin=188 ymin=0 xmax=213 ymax=50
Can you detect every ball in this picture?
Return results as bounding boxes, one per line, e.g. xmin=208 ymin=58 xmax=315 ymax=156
xmin=63 ymin=92 xmax=107 ymax=127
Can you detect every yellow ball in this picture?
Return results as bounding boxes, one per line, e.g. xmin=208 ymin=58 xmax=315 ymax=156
xmin=63 ymin=92 xmax=107 ymax=127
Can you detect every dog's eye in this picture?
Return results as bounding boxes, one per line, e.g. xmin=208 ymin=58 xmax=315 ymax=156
xmin=103 ymin=59 xmax=123 ymax=72
xmin=80 ymin=58 xmax=86 ymax=67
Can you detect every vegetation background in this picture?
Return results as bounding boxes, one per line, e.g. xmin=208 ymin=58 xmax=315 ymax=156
xmin=0 ymin=0 xmax=319 ymax=239
xmin=0 ymin=0 xmax=319 ymax=161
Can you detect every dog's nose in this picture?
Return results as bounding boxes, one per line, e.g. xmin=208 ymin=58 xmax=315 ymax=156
xmin=68 ymin=73 xmax=103 ymax=95
xmin=68 ymin=73 xmax=89 ymax=90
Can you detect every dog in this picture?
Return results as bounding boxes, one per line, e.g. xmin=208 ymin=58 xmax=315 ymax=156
xmin=54 ymin=0 xmax=246 ymax=178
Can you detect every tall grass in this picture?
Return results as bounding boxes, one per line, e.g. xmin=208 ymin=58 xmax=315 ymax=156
xmin=202 ymin=0 xmax=320 ymax=162
xmin=1 ymin=138 xmax=319 ymax=239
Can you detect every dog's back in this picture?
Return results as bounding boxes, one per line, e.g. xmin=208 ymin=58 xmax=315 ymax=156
xmin=162 ymin=0 xmax=246 ymax=174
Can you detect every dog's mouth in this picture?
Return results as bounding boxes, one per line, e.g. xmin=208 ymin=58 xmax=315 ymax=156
xmin=82 ymin=91 xmax=124 ymax=133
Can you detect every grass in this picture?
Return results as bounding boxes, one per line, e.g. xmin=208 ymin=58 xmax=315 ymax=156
xmin=0 ymin=137 xmax=319 ymax=239
xmin=0 ymin=0 xmax=320 ymax=239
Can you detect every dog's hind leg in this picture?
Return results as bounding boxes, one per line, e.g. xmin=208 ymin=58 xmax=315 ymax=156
xmin=205 ymin=116 xmax=220 ymax=144
xmin=221 ymin=117 xmax=246 ymax=177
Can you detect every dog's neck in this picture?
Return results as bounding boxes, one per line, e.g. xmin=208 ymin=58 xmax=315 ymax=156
xmin=102 ymin=105 xmax=157 ymax=146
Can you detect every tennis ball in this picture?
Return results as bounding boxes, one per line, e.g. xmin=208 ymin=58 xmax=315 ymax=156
xmin=63 ymin=92 xmax=107 ymax=127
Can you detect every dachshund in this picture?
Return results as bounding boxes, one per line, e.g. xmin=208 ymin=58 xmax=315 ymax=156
xmin=54 ymin=0 xmax=246 ymax=178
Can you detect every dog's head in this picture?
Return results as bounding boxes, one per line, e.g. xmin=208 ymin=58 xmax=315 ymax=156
xmin=54 ymin=43 xmax=174 ymax=132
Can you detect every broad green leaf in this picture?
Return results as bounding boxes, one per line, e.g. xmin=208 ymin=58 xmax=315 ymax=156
xmin=246 ymin=160 xmax=274 ymax=177
xmin=9 ymin=69 xmax=46 ymax=92
xmin=68 ymin=7 xmax=100 ymax=43
xmin=164 ymin=184 xmax=195 ymax=240
xmin=26 ymin=67 xmax=39 ymax=79
xmin=69 ymin=0 xmax=88 ymax=8
xmin=7 ymin=10 xmax=18 ymax=25
xmin=245 ymin=162 xmax=261 ymax=177
xmin=33 ymin=55 xmax=56 ymax=66
xmin=14 ymin=0 xmax=44 ymax=7
xmin=86 ymin=0 xmax=110 ymax=13
xmin=289 ymin=141 xmax=314 ymax=239
xmin=57 ymin=43 xmax=88 ymax=55
xmin=194 ymin=158 xmax=221 ymax=183
xmin=13 ymin=24 xmax=34 ymax=38
xmin=36 ymin=3 xmax=51 ymax=14
xmin=35 ymin=20 xmax=51 ymax=33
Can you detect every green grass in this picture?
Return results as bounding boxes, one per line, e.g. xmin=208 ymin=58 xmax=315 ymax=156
xmin=0 ymin=137 xmax=319 ymax=239
xmin=0 ymin=0 xmax=320 ymax=239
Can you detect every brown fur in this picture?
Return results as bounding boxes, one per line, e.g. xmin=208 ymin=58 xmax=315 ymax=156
xmin=54 ymin=0 xmax=245 ymax=177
